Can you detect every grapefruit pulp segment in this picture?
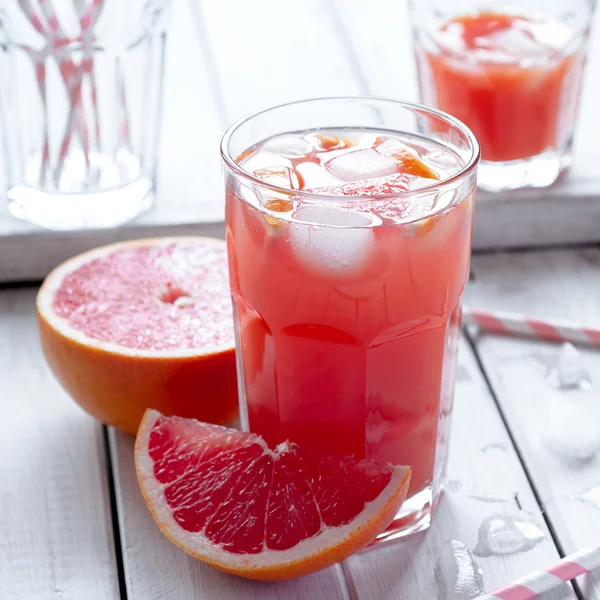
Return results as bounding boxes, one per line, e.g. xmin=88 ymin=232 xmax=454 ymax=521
xmin=135 ymin=409 xmax=411 ymax=581
xmin=36 ymin=237 xmax=238 ymax=434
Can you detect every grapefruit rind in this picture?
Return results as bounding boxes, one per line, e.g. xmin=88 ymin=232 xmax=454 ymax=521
xmin=135 ymin=409 xmax=411 ymax=581
xmin=36 ymin=237 xmax=238 ymax=435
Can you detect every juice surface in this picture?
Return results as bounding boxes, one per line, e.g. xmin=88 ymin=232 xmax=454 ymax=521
xmin=226 ymin=129 xmax=474 ymax=501
xmin=418 ymin=11 xmax=584 ymax=162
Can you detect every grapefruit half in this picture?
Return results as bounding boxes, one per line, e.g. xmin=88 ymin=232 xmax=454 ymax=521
xmin=37 ymin=237 xmax=237 ymax=435
xmin=135 ymin=409 xmax=411 ymax=581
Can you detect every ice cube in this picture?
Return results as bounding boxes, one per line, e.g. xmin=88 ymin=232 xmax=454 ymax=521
xmin=373 ymin=137 xmax=411 ymax=157
xmin=556 ymin=343 xmax=592 ymax=390
xmin=288 ymin=204 xmax=376 ymax=275
xmin=445 ymin=56 xmax=490 ymax=79
xmin=474 ymin=512 xmax=545 ymax=557
xmin=295 ymin=204 xmax=376 ymax=228
xmin=434 ymin=540 xmax=484 ymax=599
xmin=295 ymin=161 xmax=341 ymax=188
xmin=253 ymin=166 xmax=299 ymax=189
xmin=263 ymin=135 xmax=314 ymax=158
xmin=424 ymin=148 xmax=463 ymax=172
xmin=324 ymin=148 xmax=398 ymax=182
xmin=241 ymin=150 xmax=292 ymax=175
xmin=528 ymin=18 xmax=572 ymax=51
xmin=542 ymin=388 xmax=600 ymax=461
xmin=309 ymin=173 xmax=429 ymax=197
xmin=484 ymin=29 xmax=549 ymax=62
xmin=373 ymin=138 xmax=439 ymax=180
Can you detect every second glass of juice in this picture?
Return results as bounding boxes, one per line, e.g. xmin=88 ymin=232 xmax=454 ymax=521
xmin=222 ymin=98 xmax=479 ymax=539
xmin=411 ymin=0 xmax=596 ymax=191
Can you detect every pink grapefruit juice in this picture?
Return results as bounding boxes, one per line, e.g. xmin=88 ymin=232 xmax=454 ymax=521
xmin=225 ymin=123 xmax=476 ymax=534
xmin=417 ymin=11 xmax=586 ymax=163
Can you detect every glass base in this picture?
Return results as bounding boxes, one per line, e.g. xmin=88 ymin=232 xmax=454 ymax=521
xmin=8 ymin=179 xmax=154 ymax=231
xmin=372 ymin=485 xmax=438 ymax=545
xmin=477 ymin=151 xmax=569 ymax=192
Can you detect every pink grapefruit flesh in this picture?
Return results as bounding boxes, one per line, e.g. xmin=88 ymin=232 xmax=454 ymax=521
xmin=135 ymin=409 xmax=411 ymax=580
xmin=37 ymin=237 xmax=238 ymax=435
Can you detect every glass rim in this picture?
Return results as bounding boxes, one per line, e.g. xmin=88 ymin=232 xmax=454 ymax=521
xmin=220 ymin=96 xmax=480 ymax=203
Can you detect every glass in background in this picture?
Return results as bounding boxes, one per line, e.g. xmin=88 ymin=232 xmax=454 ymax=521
xmin=411 ymin=0 xmax=597 ymax=191
xmin=0 ymin=0 xmax=170 ymax=230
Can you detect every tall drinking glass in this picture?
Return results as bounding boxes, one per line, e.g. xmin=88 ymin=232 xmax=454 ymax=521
xmin=222 ymin=98 xmax=479 ymax=540
xmin=0 ymin=0 xmax=170 ymax=230
xmin=411 ymin=0 xmax=596 ymax=191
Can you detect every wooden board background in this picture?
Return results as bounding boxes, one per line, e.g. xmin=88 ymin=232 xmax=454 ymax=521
xmin=1 ymin=0 xmax=600 ymax=283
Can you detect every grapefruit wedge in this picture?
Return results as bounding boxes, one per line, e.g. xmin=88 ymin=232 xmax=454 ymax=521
xmin=37 ymin=237 xmax=237 ymax=435
xmin=135 ymin=409 xmax=411 ymax=581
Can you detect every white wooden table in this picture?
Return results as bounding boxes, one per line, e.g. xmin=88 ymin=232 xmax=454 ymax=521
xmin=2 ymin=2 xmax=600 ymax=599
xmin=4 ymin=248 xmax=600 ymax=599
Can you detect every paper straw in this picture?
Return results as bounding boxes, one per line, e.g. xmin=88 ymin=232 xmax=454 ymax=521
xmin=18 ymin=0 xmax=53 ymax=181
xmin=51 ymin=0 xmax=105 ymax=186
xmin=476 ymin=546 xmax=600 ymax=599
xmin=19 ymin=0 xmax=88 ymax=184
xmin=463 ymin=307 xmax=600 ymax=347
xmin=75 ymin=0 xmax=105 ymax=153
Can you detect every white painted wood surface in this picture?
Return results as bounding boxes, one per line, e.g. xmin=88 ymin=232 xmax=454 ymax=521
xmin=2 ymin=0 xmax=600 ymax=594
xmin=2 ymin=0 xmax=600 ymax=282
xmin=195 ymin=0 xmax=362 ymax=122
xmin=108 ymin=339 xmax=578 ymax=599
xmin=1 ymin=253 xmax=597 ymax=597
xmin=0 ymin=288 xmax=119 ymax=599
xmin=467 ymin=248 xmax=600 ymax=599
xmin=344 ymin=339 xmax=576 ymax=600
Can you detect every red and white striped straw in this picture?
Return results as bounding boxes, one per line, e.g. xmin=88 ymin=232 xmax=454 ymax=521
xmin=476 ymin=546 xmax=600 ymax=599
xmin=463 ymin=307 xmax=600 ymax=347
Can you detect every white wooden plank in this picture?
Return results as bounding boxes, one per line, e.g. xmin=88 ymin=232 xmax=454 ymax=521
xmin=467 ymin=248 xmax=600 ymax=599
xmin=330 ymin=0 xmax=419 ymax=100
xmin=344 ymin=338 xmax=576 ymax=599
xmin=109 ymin=428 xmax=349 ymax=600
xmin=0 ymin=221 xmax=225 ymax=284
xmin=156 ymin=0 xmax=226 ymax=218
xmin=0 ymin=288 xmax=119 ymax=599
xmin=471 ymin=193 xmax=600 ymax=251
xmin=194 ymin=0 xmax=362 ymax=121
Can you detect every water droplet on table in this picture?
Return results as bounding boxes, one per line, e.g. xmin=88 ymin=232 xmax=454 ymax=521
xmin=570 ymin=483 xmax=600 ymax=511
xmin=481 ymin=443 xmax=508 ymax=454
xmin=434 ymin=540 xmax=484 ymax=598
xmin=455 ymin=365 xmax=472 ymax=382
xmin=446 ymin=480 xmax=513 ymax=503
xmin=474 ymin=512 xmax=545 ymax=557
